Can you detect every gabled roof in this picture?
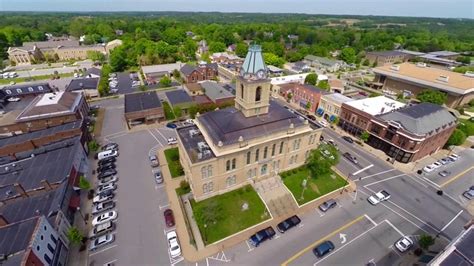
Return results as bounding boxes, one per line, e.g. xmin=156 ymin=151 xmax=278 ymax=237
xmin=66 ymin=78 xmax=99 ymax=91
xmin=180 ymin=64 xmax=198 ymax=76
xmin=124 ymin=91 xmax=162 ymax=113
xmin=1 ymin=83 xmax=52 ymax=97
xmin=166 ymin=90 xmax=193 ymax=106
xmin=377 ymin=103 xmax=457 ymax=135
xmin=16 ymin=91 xmax=82 ymax=121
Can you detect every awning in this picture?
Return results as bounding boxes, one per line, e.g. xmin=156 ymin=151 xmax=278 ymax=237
xmin=316 ymin=108 xmax=324 ymax=116
xmin=69 ymin=195 xmax=80 ymax=209
xmin=329 ymin=115 xmax=337 ymax=122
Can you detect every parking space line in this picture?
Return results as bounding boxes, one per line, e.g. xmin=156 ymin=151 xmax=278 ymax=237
xmin=316 ymin=209 xmax=325 ymax=217
xmin=440 ymin=166 xmax=474 ymax=188
xmin=363 ymin=173 xmax=406 ymax=187
xmin=357 ymin=169 xmax=396 ymax=181
xmin=364 ymin=214 xmax=377 ymax=226
xmin=155 ymin=128 xmax=169 ymax=143
xmin=384 ymin=219 xmax=405 ymax=237
xmin=245 ymin=240 xmax=254 ymax=252
xmin=159 ymin=204 xmax=170 ymax=210
xmin=103 ymin=259 xmax=118 ymax=265
xmin=389 ymin=245 xmax=402 ymax=257
xmin=147 ymin=129 xmax=165 ymax=146
xmin=281 ymin=215 xmax=365 ymax=266
xmin=89 ymin=244 xmax=118 ymax=257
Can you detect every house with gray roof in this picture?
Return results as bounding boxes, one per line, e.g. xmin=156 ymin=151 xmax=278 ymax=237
xmin=367 ymin=103 xmax=457 ymax=163
xmin=180 ymin=62 xmax=218 ymax=84
xmin=165 ymin=90 xmax=194 ymax=115
xmin=200 ymin=81 xmax=235 ymax=105
xmin=304 ymin=55 xmax=345 ymax=72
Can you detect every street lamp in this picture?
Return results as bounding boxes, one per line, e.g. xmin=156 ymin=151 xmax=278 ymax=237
xmin=76 ymin=206 xmax=87 ymax=225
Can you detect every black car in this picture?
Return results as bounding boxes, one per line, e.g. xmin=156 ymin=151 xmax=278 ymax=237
xmin=248 ymin=227 xmax=276 ymax=247
xmin=277 ymin=215 xmax=301 ymax=233
xmin=98 ymin=169 xmax=117 ymax=179
xmin=307 ymin=115 xmax=316 ymax=121
xmin=98 ymin=157 xmax=116 ymax=165
xmin=97 ymin=163 xmax=116 ymax=173
xmin=313 ymin=241 xmax=335 ymax=258
xmin=101 ymin=143 xmax=119 ymax=151
xmin=343 ymin=152 xmax=358 ymax=164
xmin=342 ymin=136 xmax=354 ymax=144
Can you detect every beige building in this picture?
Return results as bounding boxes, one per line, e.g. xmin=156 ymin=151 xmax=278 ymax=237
xmin=177 ymin=45 xmax=322 ymax=201
xmin=318 ymin=93 xmax=353 ymax=122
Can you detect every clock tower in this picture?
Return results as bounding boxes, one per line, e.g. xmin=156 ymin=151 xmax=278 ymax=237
xmin=235 ymin=45 xmax=271 ymax=117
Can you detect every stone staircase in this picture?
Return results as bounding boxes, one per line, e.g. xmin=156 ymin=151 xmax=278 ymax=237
xmin=252 ymin=176 xmax=298 ymax=218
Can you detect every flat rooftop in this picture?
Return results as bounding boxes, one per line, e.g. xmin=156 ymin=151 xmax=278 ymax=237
xmin=198 ymin=100 xmax=306 ymax=146
xmin=345 ymin=96 xmax=405 ymax=116
xmin=124 ymin=91 xmax=162 ymax=113
xmin=177 ymin=125 xmax=215 ymax=163
xmin=373 ymin=63 xmax=474 ymax=94
xmin=166 ymin=90 xmax=193 ymax=106
xmin=141 ymin=63 xmax=183 ymax=75
xmin=200 ymin=81 xmax=234 ymax=102
xmin=322 ymin=93 xmax=353 ymax=105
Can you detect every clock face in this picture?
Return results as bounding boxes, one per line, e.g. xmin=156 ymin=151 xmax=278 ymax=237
xmin=256 ymin=69 xmax=267 ymax=79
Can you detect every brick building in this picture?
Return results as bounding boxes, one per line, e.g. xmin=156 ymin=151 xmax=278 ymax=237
xmin=365 ymin=51 xmax=409 ymax=66
xmin=368 ymin=103 xmax=457 ymax=163
xmin=124 ymin=91 xmax=164 ymax=128
xmin=279 ymin=83 xmax=328 ymax=113
xmin=180 ymin=62 xmax=218 ymax=83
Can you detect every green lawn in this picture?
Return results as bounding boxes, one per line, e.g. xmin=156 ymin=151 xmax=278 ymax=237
xmin=162 ymin=101 xmax=176 ymax=120
xmin=191 ymin=185 xmax=269 ymax=244
xmin=0 ymin=72 xmax=73 ymax=85
xmin=164 ymin=148 xmax=184 ymax=178
xmin=282 ymin=166 xmax=348 ymax=205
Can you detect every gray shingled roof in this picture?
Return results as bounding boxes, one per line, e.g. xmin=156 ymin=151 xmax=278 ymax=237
xmin=377 ymin=103 xmax=456 ymax=135
xmin=124 ymin=91 xmax=161 ymax=113
xmin=200 ymin=81 xmax=234 ymax=102
xmin=198 ymin=101 xmax=305 ymax=145
xmin=166 ymin=90 xmax=193 ymax=106
xmin=66 ymin=78 xmax=99 ymax=91
xmin=0 ymin=216 xmax=39 ymax=258
xmin=180 ymin=64 xmax=197 ymax=76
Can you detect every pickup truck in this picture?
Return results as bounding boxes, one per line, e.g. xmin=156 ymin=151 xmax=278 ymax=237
xmin=248 ymin=227 xmax=276 ymax=247
xmin=277 ymin=215 xmax=301 ymax=233
xmin=367 ymin=190 xmax=391 ymax=205
xmin=89 ymin=221 xmax=116 ymax=239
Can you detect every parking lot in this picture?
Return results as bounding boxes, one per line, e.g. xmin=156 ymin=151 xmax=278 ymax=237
xmin=109 ymin=72 xmax=140 ymax=94
xmin=87 ymin=99 xmax=182 ymax=266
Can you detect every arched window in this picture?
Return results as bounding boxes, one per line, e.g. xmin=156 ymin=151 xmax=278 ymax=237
xmin=226 ymin=175 xmax=236 ymax=187
xmin=263 ymin=147 xmax=268 ymax=159
xmin=271 ymin=143 xmax=276 ymax=156
xmin=246 ymin=151 xmax=251 ymax=165
xmin=255 ymin=86 xmax=262 ymax=102
xmin=226 ymin=160 xmax=231 ymax=171
xmin=279 ymin=141 xmax=284 ymax=154
xmin=201 ymin=166 xmax=207 ymax=179
xmin=232 ymin=158 xmax=236 ymax=170
xmin=207 ymin=165 xmax=213 ymax=177
xmin=241 ymin=84 xmax=244 ymax=98
xmin=255 ymin=149 xmax=260 ymax=162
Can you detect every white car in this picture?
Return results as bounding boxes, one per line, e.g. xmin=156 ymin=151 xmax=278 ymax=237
xmin=7 ymin=97 xmax=20 ymax=102
xmin=167 ymin=137 xmax=177 ymax=145
xmin=448 ymin=154 xmax=459 ymax=161
xmin=431 ymin=162 xmax=442 ymax=169
xmin=423 ymin=165 xmax=435 ymax=173
xmin=395 ymin=236 xmax=414 ymax=252
xmin=92 ymin=200 xmax=116 ymax=215
xmin=92 ymin=211 xmax=118 ymax=226
xmin=318 ymin=120 xmax=328 ymax=127
xmin=97 ymin=175 xmax=118 ymax=186
xmin=97 ymin=183 xmax=117 ymax=194
xmin=93 ymin=192 xmax=114 ymax=204
xmin=166 ymin=231 xmax=181 ymax=258
xmin=367 ymin=190 xmax=391 ymax=205
xmin=89 ymin=233 xmax=114 ymax=251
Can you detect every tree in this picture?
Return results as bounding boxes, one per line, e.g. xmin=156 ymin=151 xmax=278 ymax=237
xmin=263 ymin=52 xmax=285 ymax=68
xmin=446 ymin=129 xmax=466 ymax=146
xmin=360 ymin=131 xmax=370 ymax=142
xmin=317 ymin=80 xmax=330 ymax=90
xmin=109 ymin=48 xmax=127 ymax=72
xmin=235 ymin=42 xmax=248 ymax=58
xmin=455 ymin=56 xmax=471 ymax=64
xmin=209 ymin=41 xmax=226 ymax=53
xmin=173 ymin=106 xmax=183 ymax=119
xmin=458 ymin=121 xmax=474 ymax=136
xmin=159 ymin=76 xmax=172 ymax=87
xmin=306 ymin=144 xmax=339 ymax=177
xmin=340 ymin=47 xmax=356 ymax=64
xmin=419 ymin=234 xmax=435 ymax=250
xmin=362 ymin=59 xmax=370 ymax=66
xmin=67 ymin=226 xmax=84 ymax=246
xmin=416 ymin=90 xmax=447 ymax=105
xmin=305 ymin=102 xmax=311 ymax=110
xmin=172 ymin=69 xmax=181 ymax=79
xmin=304 ymin=73 xmax=318 ymax=85
xmin=87 ymin=51 xmax=106 ymax=63
xmin=78 ymin=176 xmax=91 ymax=190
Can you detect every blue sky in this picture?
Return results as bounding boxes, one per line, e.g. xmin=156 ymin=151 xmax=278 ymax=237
xmin=1 ymin=0 xmax=473 ymax=19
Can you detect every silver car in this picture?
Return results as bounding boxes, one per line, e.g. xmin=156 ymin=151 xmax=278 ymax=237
xmin=89 ymin=233 xmax=115 ymax=251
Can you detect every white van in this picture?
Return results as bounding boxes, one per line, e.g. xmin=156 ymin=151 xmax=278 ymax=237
xmin=9 ymin=72 xmax=17 ymax=78
xmin=97 ymin=150 xmax=119 ymax=160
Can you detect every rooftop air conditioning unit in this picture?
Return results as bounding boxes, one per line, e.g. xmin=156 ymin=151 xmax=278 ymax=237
xmin=197 ymin=153 xmax=203 ymax=160
xmin=437 ymin=75 xmax=449 ymax=83
xmin=390 ymin=65 xmax=400 ymax=71
xmin=416 ymin=62 xmax=426 ymax=68
xmin=464 ymin=71 xmax=474 ymax=78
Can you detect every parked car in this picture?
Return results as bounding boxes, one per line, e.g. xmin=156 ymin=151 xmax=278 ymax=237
xmin=97 ymin=150 xmax=119 ymax=161
xmin=97 ymin=183 xmax=117 ymax=194
xmin=98 ymin=157 xmax=116 ymax=165
xmin=97 ymin=163 xmax=116 ymax=173
xmin=423 ymin=165 xmax=435 ymax=173
xmin=93 ymin=190 xmax=114 ymax=204
xmin=462 ymin=186 xmax=474 ymax=200
xmin=98 ymin=169 xmax=117 ymax=179
xmin=92 ymin=200 xmax=116 ymax=215
xmin=166 ymin=123 xmax=177 ymax=129
xmin=343 ymin=152 xmax=358 ymax=164
xmin=439 ymin=158 xmax=451 ymax=165
xmin=327 ymin=139 xmax=339 ymax=150
xmin=89 ymin=221 xmax=116 ymax=239
xmin=248 ymin=227 xmax=276 ymax=247
xmin=307 ymin=115 xmax=316 ymax=121
xmin=448 ymin=154 xmax=460 ymax=161
xmin=367 ymin=190 xmax=391 ymax=205
xmin=7 ymin=97 xmax=20 ymax=102
xmin=431 ymin=161 xmax=442 ymax=169
xmin=97 ymin=175 xmax=118 ymax=186
xmin=318 ymin=199 xmax=337 ymax=212
xmin=155 ymin=170 xmax=163 ymax=184
xmin=313 ymin=241 xmax=335 ymax=258
xmin=92 ymin=211 xmax=118 ymax=226
xmin=164 ymin=209 xmax=175 ymax=227
xmin=342 ymin=136 xmax=354 ymax=143
xmin=89 ymin=233 xmax=115 ymax=251
xmin=318 ymin=120 xmax=328 ymax=128
xmin=394 ymin=236 xmax=414 ymax=252
xmin=101 ymin=143 xmax=119 ymax=151
xmin=149 ymin=155 xmax=159 ymax=167
xmin=277 ymin=215 xmax=301 ymax=233
xmin=166 ymin=231 xmax=181 ymax=258
xmin=438 ymin=170 xmax=451 ymax=177
xmin=167 ymin=137 xmax=177 ymax=145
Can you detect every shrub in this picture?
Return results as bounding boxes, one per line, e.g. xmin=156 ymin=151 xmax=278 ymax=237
xmin=419 ymin=234 xmax=435 ymax=250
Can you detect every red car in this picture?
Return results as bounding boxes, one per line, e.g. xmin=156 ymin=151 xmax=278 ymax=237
xmin=164 ymin=209 xmax=175 ymax=227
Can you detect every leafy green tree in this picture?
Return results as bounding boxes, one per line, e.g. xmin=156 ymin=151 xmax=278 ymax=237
xmin=419 ymin=234 xmax=435 ymax=250
xmin=306 ymin=144 xmax=339 ymax=177
xmin=235 ymin=42 xmax=248 ymax=58
xmin=362 ymin=59 xmax=370 ymax=66
xmin=360 ymin=131 xmax=370 ymax=142
xmin=0 ymin=32 xmax=8 ymax=60
xmin=109 ymin=48 xmax=127 ymax=72
xmin=159 ymin=76 xmax=172 ymax=87
xmin=173 ymin=106 xmax=183 ymax=119
xmin=458 ymin=121 xmax=474 ymax=136
xmin=67 ymin=227 xmax=84 ymax=246
xmin=455 ymin=56 xmax=471 ymax=64
xmin=416 ymin=90 xmax=447 ymax=105
xmin=304 ymin=73 xmax=318 ymax=85
xmin=78 ymin=176 xmax=91 ymax=190
xmin=317 ymin=80 xmax=330 ymax=90
xmin=182 ymin=38 xmax=197 ymax=59
xmin=340 ymin=47 xmax=356 ymax=64
xmin=446 ymin=129 xmax=466 ymax=146
xmin=263 ymin=52 xmax=285 ymax=67
xmin=87 ymin=51 xmax=106 ymax=63
xmin=209 ymin=41 xmax=226 ymax=53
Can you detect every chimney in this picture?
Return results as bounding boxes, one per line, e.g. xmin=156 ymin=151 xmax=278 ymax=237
xmin=0 ymin=214 xmax=8 ymax=227
xmin=41 ymin=179 xmax=52 ymax=191
xmin=14 ymin=183 xmax=28 ymax=198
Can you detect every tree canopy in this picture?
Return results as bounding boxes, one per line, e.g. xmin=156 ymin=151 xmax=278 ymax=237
xmin=306 ymin=144 xmax=339 ymax=177
xmin=304 ymin=73 xmax=318 ymax=85
xmin=416 ymin=90 xmax=447 ymax=105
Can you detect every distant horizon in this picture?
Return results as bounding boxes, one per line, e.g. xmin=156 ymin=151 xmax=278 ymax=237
xmin=1 ymin=0 xmax=473 ymax=19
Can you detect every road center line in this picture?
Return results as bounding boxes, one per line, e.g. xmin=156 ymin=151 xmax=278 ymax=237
xmin=440 ymin=166 xmax=474 ymax=188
